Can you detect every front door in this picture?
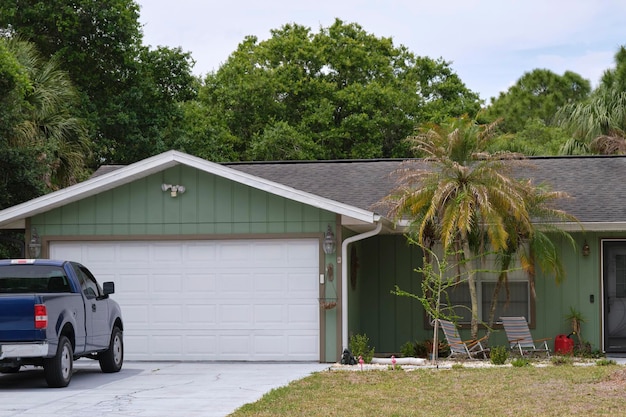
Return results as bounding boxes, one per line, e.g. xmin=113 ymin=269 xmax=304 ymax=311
xmin=603 ymin=240 xmax=626 ymax=352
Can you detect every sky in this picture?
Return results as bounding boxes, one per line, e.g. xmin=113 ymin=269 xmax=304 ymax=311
xmin=136 ymin=0 xmax=626 ymax=103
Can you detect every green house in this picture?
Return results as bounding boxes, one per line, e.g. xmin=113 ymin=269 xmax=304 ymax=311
xmin=0 ymin=151 xmax=624 ymax=362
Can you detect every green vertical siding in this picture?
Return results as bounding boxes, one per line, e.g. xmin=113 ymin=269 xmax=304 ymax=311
xmin=351 ymin=236 xmax=424 ymax=354
xmin=33 ymin=166 xmax=335 ymax=235
xmin=353 ymin=231 xmax=612 ymax=355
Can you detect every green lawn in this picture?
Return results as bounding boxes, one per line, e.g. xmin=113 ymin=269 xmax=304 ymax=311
xmin=229 ymin=363 xmax=626 ymax=416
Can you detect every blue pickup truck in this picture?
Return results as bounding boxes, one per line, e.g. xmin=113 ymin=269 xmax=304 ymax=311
xmin=0 ymin=259 xmax=123 ymax=387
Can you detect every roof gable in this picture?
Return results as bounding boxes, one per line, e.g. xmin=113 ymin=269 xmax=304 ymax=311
xmin=0 ymin=150 xmax=377 ymax=228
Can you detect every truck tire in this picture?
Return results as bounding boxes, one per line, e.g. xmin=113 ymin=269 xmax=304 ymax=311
xmin=44 ymin=336 xmax=73 ymax=388
xmin=99 ymin=326 xmax=123 ymax=373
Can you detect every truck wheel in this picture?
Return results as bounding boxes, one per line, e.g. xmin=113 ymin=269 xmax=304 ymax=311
xmin=44 ymin=336 xmax=73 ymax=388
xmin=99 ymin=326 xmax=123 ymax=373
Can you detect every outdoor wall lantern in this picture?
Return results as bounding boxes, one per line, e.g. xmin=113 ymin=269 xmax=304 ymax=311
xmin=28 ymin=227 xmax=41 ymax=259
xmin=323 ymin=225 xmax=336 ymax=255
xmin=582 ymin=240 xmax=590 ymax=257
xmin=161 ymin=183 xmax=186 ymax=197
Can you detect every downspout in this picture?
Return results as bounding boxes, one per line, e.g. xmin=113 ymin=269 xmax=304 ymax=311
xmin=341 ymin=219 xmax=383 ymax=349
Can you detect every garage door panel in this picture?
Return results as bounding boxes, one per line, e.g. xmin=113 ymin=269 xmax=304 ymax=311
xmin=152 ymin=305 xmax=183 ymax=324
xmin=185 ymin=273 xmax=216 ymax=293
xmin=153 ymin=273 xmax=182 ymax=292
xmin=118 ymin=274 xmax=150 ymax=293
xmin=220 ymin=304 xmax=251 ymax=325
xmin=50 ymin=239 xmax=320 ymax=361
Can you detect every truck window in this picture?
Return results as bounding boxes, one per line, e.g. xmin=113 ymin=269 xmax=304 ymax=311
xmin=71 ymin=263 xmax=102 ymax=299
xmin=0 ymin=265 xmax=68 ymax=293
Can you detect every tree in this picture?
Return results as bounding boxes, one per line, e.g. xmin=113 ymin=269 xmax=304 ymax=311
xmin=0 ymin=1 xmax=198 ymax=164
xmin=485 ymin=69 xmax=590 ymax=134
xmin=381 ymin=116 xmax=573 ymax=338
xmin=0 ymin=0 xmax=143 ymax=102
xmin=199 ymin=19 xmax=481 ymax=161
xmin=99 ymin=46 xmax=198 ymax=164
xmin=1 ymin=37 xmax=90 ymax=190
xmin=557 ymin=45 xmax=626 ymax=155
xmin=486 ymin=118 xmax=571 ymax=156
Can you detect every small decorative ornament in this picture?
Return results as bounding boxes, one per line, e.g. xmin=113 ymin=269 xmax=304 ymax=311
xmin=358 ymin=355 xmax=364 ymax=371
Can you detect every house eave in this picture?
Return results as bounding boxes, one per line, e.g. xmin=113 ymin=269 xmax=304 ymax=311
xmin=0 ymin=151 xmax=377 ymax=228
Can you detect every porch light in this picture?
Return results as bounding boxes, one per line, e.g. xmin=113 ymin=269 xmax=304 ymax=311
xmin=28 ymin=227 xmax=41 ymax=259
xmin=323 ymin=225 xmax=336 ymax=255
xmin=582 ymin=240 xmax=590 ymax=257
xmin=162 ymin=183 xmax=186 ymax=197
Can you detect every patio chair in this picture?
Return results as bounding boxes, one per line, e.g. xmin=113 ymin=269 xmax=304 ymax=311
xmin=438 ymin=319 xmax=489 ymax=359
xmin=500 ymin=316 xmax=551 ymax=357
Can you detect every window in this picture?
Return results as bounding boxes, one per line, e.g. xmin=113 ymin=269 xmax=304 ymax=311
xmin=71 ymin=263 xmax=102 ymax=299
xmin=442 ymin=252 xmax=532 ymax=325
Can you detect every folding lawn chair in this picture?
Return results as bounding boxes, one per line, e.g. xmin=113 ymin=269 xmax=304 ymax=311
xmin=438 ymin=319 xmax=489 ymax=359
xmin=500 ymin=316 xmax=551 ymax=357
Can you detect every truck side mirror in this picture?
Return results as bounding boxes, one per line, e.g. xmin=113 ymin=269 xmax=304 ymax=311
xmin=102 ymin=281 xmax=115 ymax=295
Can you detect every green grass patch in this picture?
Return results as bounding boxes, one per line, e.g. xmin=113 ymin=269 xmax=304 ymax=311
xmin=230 ymin=366 xmax=626 ymax=416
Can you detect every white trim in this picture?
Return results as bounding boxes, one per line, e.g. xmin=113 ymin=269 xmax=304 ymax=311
xmin=0 ymin=151 xmax=377 ymax=227
xmin=535 ymin=222 xmax=626 ymax=232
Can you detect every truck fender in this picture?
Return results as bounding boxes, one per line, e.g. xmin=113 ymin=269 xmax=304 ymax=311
xmin=53 ymin=308 xmax=79 ymax=349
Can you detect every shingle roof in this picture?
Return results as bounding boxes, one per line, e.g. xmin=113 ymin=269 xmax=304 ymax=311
xmin=226 ymin=155 xmax=626 ymax=226
xmin=89 ymin=153 xmax=626 ymax=227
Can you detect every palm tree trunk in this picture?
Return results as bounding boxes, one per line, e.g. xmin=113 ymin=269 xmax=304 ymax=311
xmin=463 ymin=242 xmax=479 ymax=339
xmin=486 ymin=254 xmax=513 ymax=336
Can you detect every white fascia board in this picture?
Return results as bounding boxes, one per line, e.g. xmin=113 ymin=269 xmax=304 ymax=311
xmin=535 ymin=222 xmax=626 ymax=232
xmin=0 ymin=150 xmax=377 ymax=227
xmin=388 ymin=220 xmax=626 ymax=234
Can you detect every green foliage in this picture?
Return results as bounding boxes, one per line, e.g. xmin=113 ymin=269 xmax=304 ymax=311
xmin=0 ymin=1 xmax=198 ymax=165
xmin=400 ymin=340 xmax=430 ymax=358
xmin=349 ymin=333 xmax=375 ymax=363
xmin=200 ymin=18 xmax=480 ymax=161
xmin=484 ymin=69 xmax=590 ymax=134
xmin=551 ymin=356 xmax=574 ymax=366
xmin=486 ymin=119 xmax=570 ymax=156
xmin=565 ymin=306 xmax=585 ymax=348
xmin=595 ymin=358 xmax=616 ymax=366
xmin=511 ymin=357 xmax=531 ymax=367
xmin=0 ymin=147 xmax=47 ymax=210
xmin=400 ymin=341 xmax=416 ymax=358
xmin=490 ymin=346 xmax=509 ymax=365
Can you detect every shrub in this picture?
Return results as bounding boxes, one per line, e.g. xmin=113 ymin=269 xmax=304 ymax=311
xmin=415 ymin=341 xmax=429 ymax=358
xmin=511 ymin=357 xmax=531 ymax=367
xmin=490 ymin=346 xmax=508 ymax=365
xmin=400 ymin=341 xmax=416 ymax=358
xmin=349 ymin=333 xmax=375 ymax=363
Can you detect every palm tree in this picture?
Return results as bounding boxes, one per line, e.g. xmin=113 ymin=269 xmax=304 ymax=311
xmin=382 ymin=116 xmax=575 ymax=338
xmin=382 ymin=116 xmax=532 ymax=337
xmin=557 ymin=46 xmax=626 ymax=155
xmin=4 ymin=37 xmax=91 ymax=189
xmin=484 ymin=181 xmax=577 ymax=332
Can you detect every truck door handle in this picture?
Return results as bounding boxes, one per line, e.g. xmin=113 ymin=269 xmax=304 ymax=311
xmin=92 ymin=304 xmax=97 ymax=312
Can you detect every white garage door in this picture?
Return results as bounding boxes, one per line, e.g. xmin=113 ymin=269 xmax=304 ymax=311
xmin=50 ymin=239 xmax=320 ymax=361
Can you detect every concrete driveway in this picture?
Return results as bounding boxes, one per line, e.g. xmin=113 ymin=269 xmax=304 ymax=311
xmin=0 ymin=360 xmax=329 ymax=417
